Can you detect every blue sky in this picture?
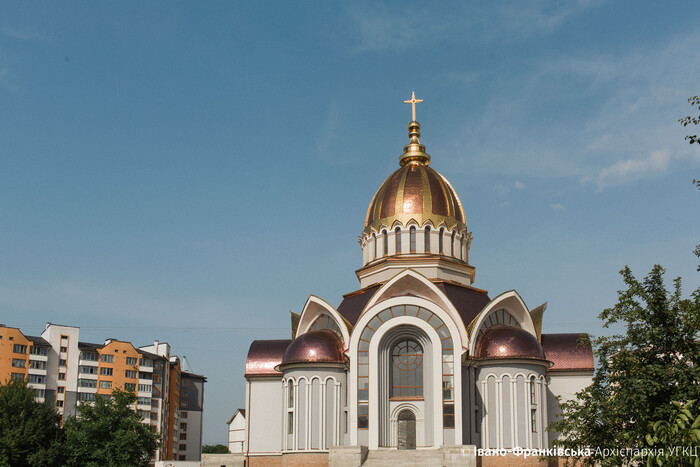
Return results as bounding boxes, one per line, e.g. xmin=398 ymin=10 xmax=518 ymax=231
xmin=1 ymin=1 xmax=699 ymax=444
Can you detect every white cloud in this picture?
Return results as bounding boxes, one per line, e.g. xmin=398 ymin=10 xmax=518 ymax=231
xmin=448 ymin=28 xmax=700 ymax=188
xmin=593 ymin=149 xmax=674 ymax=191
xmin=348 ymin=1 xmax=604 ymax=53
xmin=494 ymin=180 xmax=526 ymax=196
xmin=550 ymin=203 xmax=567 ymax=211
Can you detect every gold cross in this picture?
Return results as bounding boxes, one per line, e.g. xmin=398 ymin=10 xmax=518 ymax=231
xmin=403 ymin=91 xmax=423 ymax=122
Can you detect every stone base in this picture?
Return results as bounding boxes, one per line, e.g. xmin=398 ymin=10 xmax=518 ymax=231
xmin=247 ymin=455 xmax=283 ymax=467
xmin=201 ymin=453 xmax=245 ymax=467
xmin=282 ymin=452 xmax=329 ymax=467
xmin=329 ymin=446 xmax=369 ymax=467
xmin=442 ymin=445 xmax=476 ymax=467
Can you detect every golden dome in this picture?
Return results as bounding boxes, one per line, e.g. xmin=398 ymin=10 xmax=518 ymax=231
xmin=364 ymin=121 xmax=466 ymax=235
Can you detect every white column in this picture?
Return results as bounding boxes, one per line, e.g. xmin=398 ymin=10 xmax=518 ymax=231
xmin=496 ymin=378 xmax=502 ymax=449
xmin=320 ymin=380 xmax=326 ymax=449
xmin=306 ymin=381 xmax=312 ymax=450
xmin=481 ymin=379 xmax=488 ymax=448
xmin=511 ymin=377 xmax=517 ymax=449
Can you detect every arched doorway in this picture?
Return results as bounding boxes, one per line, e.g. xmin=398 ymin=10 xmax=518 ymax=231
xmin=397 ymin=410 xmax=416 ymax=450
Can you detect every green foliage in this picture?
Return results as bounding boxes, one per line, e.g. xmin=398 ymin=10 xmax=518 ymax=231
xmin=202 ymin=444 xmax=230 ymax=454
xmin=679 ymin=96 xmax=699 ymax=145
xmin=63 ymin=388 xmax=159 ymax=467
xmin=551 ymin=265 xmax=700 ymax=466
xmin=0 ymin=378 xmax=64 ymax=467
xmin=633 ymin=400 xmax=700 ymax=467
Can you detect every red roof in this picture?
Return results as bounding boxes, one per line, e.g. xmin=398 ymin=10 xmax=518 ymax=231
xmin=541 ymin=333 xmax=594 ymax=372
xmin=245 ymin=339 xmax=291 ymax=377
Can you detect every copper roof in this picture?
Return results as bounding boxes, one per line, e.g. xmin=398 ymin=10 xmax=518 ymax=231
xmin=541 ymin=333 xmax=594 ymax=372
xmin=435 ymin=282 xmax=491 ymax=329
xmin=364 ymin=162 xmax=466 ymax=234
xmin=337 ymin=284 xmax=381 ymax=326
xmin=476 ymin=326 xmax=545 ymax=360
xmin=245 ymin=339 xmax=291 ymax=377
xmin=282 ymin=330 xmax=346 ymax=365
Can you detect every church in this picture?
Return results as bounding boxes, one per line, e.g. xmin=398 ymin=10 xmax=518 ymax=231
xmin=241 ymin=94 xmax=594 ymax=467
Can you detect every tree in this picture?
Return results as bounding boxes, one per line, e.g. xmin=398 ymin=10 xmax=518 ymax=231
xmin=633 ymin=400 xmax=700 ymax=467
xmin=0 ymin=378 xmax=64 ymax=467
xmin=202 ymin=444 xmax=230 ymax=454
xmin=679 ymin=96 xmax=699 ymax=145
xmin=550 ymin=265 xmax=700 ymax=466
xmin=63 ymin=389 xmax=159 ymax=467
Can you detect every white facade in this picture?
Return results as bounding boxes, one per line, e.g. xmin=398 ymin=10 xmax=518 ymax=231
xmin=242 ymin=114 xmax=594 ymax=461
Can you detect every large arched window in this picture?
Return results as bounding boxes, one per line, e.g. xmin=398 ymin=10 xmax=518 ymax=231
xmin=391 ymin=340 xmax=423 ymax=398
xmin=409 ymin=227 xmax=416 ymax=253
xmin=395 ymin=227 xmax=402 ymax=254
xmin=424 ymin=226 xmax=431 ymax=253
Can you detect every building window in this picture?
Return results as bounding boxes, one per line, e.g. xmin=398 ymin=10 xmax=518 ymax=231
xmin=79 ymin=366 xmax=97 ymax=375
xmin=153 ymin=374 xmax=161 ymax=383
xmin=395 ymin=227 xmax=402 ymax=253
xmin=30 ymin=346 xmax=49 ymax=356
xmin=178 ymin=455 xmax=186 ymax=461
xmin=34 ymin=388 xmax=46 ymax=398
xmin=11 ymin=359 xmax=26 ymax=368
xmin=372 ymin=233 xmax=377 ymax=259
xmin=409 ymin=227 xmax=416 ymax=253
xmin=383 ymin=230 xmax=388 ymax=256
xmin=139 ymin=358 xmax=152 ymax=367
xmin=11 ymin=373 xmax=24 ymax=381
xmin=138 ymin=384 xmax=152 ymax=392
xmin=101 ymin=354 xmax=113 ymax=363
xmin=100 ymin=367 xmax=113 ymax=376
xmin=58 ymin=386 xmax=65 ymax=394
xmin=56 ymin=400 xmax=64 ymax=408
xmin=60 ymin=346 xmax=67 ymax=353
xmin=180 ymin=422 xmax=187 ymax=430
xmin=99 ymin=381 xmax=112 ymax=389
xmin=179 ymin=433 xmax=187 ymax=440
xmin=180 ymin=400 xmax=188 ymax=409
xmin=28 ymin=374 xmax=46 ymax=384
xmin=77 ymin=393 xmax=95 ymax=402
xmin=439 ymin=228 xmax=444 ymax=253
xmin=181 ymin=411 xmax=188 ymax=418
xmin=391 ymin=340 xmax=423 ymax=398
xmin=139 ymin=372 xmax=151 ymax=380
xmin=125 ymin=370 xmax=137 ymax=379
xmin=124 ymin=383 xmax=136 ymax=391
xmin=451 ymin=231 xmax=456 ymax=256
xmin=182 ymin=379 xmax=189 ymax=387
xmin=81 ymin=351 xmax=98 ymax=361
xmin=58 ymin=372 xmax=66 ymax=380
xmin=79 ymin=379 xmax=97 ymax=388
xmin=424 ymin=226 xmax=431 ymax=252
xmin=13 ymin=344 xmax=27 ymax=354
xmin=29 ymin=360 xmax=47 ymax=369
xmin=126 ymin=357 xmax=138 ymax=365
xmin=530 ymin=376 xmax=537 ymax=405
xmin=531 ymin=409 xmax=537 ymax=432
xmin=288 ymin=412 xmax=294 ymax=434
xmin=181 ymin=390 xmax=188 ymax=398
xmin=59 ymin=359 xmax=67 ymax=367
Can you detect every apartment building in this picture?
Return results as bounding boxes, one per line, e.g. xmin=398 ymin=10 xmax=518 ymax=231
xmin=0 ymin=322 xmax=206 ymax=463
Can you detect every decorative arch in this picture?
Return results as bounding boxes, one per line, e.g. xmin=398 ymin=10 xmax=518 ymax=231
xmin=297 ymin=295 xmax=351 ymax=345
xmin=467 ymin=290 xmax=537 ymax=356
xmin=358 ymin=269 xmax=469 ymax=349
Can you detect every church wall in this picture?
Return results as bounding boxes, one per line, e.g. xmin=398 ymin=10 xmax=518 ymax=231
xmin=546 ymin=372 xmax=593 ymax=442
xmin=283 ymin=367 xmax=346 ymax=451
xmin=476 ymin=362 xmax=548 ymax=450
xmin=247 ymin=378 xmax=284 ymax=456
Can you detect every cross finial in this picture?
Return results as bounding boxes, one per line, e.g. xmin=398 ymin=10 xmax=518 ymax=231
xmin=403 ymin=91 xmax=423 ymax=122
